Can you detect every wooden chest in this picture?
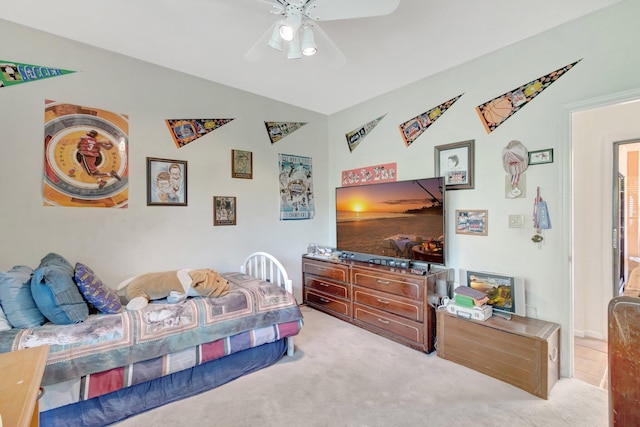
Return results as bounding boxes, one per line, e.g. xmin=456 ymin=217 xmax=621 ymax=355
xmin=436 ymin=309 xmax=560 ymax=399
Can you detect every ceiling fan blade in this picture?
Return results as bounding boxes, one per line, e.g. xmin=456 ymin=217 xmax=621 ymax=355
xmin=244 ymin=23 xmax=276 ymax=62
xmin=311 ymin=22 xmax=346 ymax=69
xmin=309 ymin=0 xmax=400 ymax=21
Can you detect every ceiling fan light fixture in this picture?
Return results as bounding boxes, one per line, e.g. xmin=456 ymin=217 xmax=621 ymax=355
xmin=300 ymin=25 xmax=317 ymax=56
xmin=268 ymin=21 xmax=284 ymax=51
xmin=287 ymin=36 xmax=302 ymax=60
xmin=279 ymin=10 xmax=302 ymax=41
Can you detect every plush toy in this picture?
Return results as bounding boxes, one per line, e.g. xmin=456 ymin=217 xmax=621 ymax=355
xmin=117 ymin=268 xmax=230 ymax=311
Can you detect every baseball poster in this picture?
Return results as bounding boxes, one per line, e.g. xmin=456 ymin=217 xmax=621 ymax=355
xmin=278 ymin=154 xmax=314 ymax=220
xmin=476 ymin=60 xmax=581 ymax=133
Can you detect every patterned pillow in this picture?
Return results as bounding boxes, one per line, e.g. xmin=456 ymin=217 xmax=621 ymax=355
xmin=31 ymin=253 xmax=89 ymax=324
xmin=0 ymin=265 xmax=45 ymax=328
xmin=74 ymin=263 xmax=122 ymax=314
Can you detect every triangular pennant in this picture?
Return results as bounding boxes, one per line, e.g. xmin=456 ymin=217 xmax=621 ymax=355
xmin=0 ymin=60 xmax=75 ymax=88
xmin=399 ymin=94 xmax=463 ymax=147
xmin=165 ymin=118 xmax=234 ymax=148
xmin=476 ymin=60 xmax=581 ymax=133
xmin=345 ymin=114 xmax=386 ymax=152
xmin=265 ymin=122 xmax=307 ymax=144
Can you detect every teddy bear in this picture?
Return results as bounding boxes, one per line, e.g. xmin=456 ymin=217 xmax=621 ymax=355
xmin=117 ymin=268 xmax=230 ymax=311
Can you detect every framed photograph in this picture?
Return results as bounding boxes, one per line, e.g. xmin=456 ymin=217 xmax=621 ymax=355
xmin=528 ymin=148 xmax=554 ymax=165
xmin=435 ymin=139 xmax=475 ymax=190
xmin=147 ymin=158 xmax=187 ymax=206
xmin=214 ymin=196 xmax=237 ymax=226
xmin=456 ymin=209 xmax=488 ymax=236
xmin=231 ymin=149 xmax=253 ymax=179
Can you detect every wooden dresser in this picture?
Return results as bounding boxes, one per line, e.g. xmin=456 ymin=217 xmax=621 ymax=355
xmin=436 ymin=309 xmax=560 ymax=399
xmin=302 ymin=255 xmax=447 ymax=353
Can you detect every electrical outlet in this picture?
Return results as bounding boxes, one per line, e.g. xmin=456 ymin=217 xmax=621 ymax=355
xmin=508 ymin=214 xmax=524 ymax=228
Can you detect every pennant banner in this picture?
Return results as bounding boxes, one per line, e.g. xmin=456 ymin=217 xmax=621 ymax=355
xmin=345 ymin=114 xmax=386 ymax=152
xmin=165 ymin=118 xmax=234 ymax=148
xmin=0 ymin=60 xmax=75 ymax=88
xmin=476 ymin=60 xmax=581 ymax=133
xmin=399 ymin=94 xmax=463 ymax=147
xmin=265 ymin=122 xmax=307 ymax=144
xmin=341 ymin=163 xmax=397 ymax=187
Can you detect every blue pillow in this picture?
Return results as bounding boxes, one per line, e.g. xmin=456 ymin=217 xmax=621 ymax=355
xmin=31 ymin=253 xmax=88 ymax=324
xmin=0 ymin=265 xmax=45 ymax=328
xmin=74 ymin=263 xmax=122 ymax=314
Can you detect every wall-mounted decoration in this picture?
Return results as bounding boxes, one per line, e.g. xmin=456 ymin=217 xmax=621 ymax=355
xmin=476 ymin=60 xmax=581 ymax=133
xmin=532 ymin=187 xmax=551 ymax=245
xmin=502 ymin=140 xmax=529 ymax=198
xmin=43 ymin=100 xmax=128 ymax=208
xmin=345 ymin=114 xmax=386 ymax=152
xmin=504 ymin=175 xmax=526 ymax=199
xmin=435 ymin=140 xmax=475 ymax=190
xmin=147 ymin=158 xmax=187 ymax=206
xmin=214 ymin=196 xmax=237 ymax=226
xmin=341 ymin=163 xmax=396 ymax=187
xmin=165 ymin=118 xmax=234 ymax=148
xmin=456 ymin=210 xmax=488 ymax=236
xmin=528 ymin=149 xmax=554 ymax=165
xmin=279 ymin=154 xmax=314 ymax=220
xmin=265 ymin=122 xmax=307 ymax=144
xmin=398 ymin=94 xmax=463 ymax=147
xmin=1 ymin=60 xmax=75 ymax=88
xmin=231 ymin=149 xmax=253 ymax=179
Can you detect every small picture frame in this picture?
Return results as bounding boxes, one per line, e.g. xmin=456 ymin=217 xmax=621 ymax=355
xmin=214 ymin=196 xmax=237 ymax=226
xmin=456 ymin=209 xmax=488 ymax=236
xmin=435 ymin=140 xmax=475 ymax=190
xmin=147 ymin=157 xmax=187 ymax=206
xmin=528 ymin=148 xmax=554 ymax=165
xmin=232 ymin=149 xmax=253 ymax=179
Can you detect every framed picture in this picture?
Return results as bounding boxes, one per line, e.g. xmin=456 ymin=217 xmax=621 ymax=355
xmin=435 ymin=139 xmax=475 ymax=190
xmin=214 ymin=196 xmax=237 ymax=226
xmin=456 ymin=209 xmax=488 ymax=236
xmin=232 ymin=149 xmax=253 ymax=179
xmin=528 ymin=148 xmax=554 ymax=165
xmin=147 ymin=158 xmax=187 ymax=206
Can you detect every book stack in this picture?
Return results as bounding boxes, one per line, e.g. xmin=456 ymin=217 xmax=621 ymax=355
xmin=445 ymin=285 xmax=493 ymax=321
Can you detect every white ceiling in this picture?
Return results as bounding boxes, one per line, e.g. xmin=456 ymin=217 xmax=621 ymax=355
xmin=0 ymin=0 xmax=621 ymax=115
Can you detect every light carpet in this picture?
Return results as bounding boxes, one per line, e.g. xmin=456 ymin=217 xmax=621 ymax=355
xmin=116 ymin=305 xmax=608 ymax=426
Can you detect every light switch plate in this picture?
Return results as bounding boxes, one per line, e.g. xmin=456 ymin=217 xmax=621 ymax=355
xmin=508 ymin=214 xmax=525 ymax=228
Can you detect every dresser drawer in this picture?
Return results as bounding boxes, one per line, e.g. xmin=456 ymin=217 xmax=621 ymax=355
xmin=304 ymin=289 xmax=351 ymax=317
xmin=303 ymin=259 xmax=349 ymax=282
xmin=352 ymin=268 xmax=423 ymax=299
xmin=353 ymin=303 xmax=423 ymax=344
xmin=305 ymin=276 xmax=349 ymax=299
xmin=353 ymin=285 xmax=423 ymax=322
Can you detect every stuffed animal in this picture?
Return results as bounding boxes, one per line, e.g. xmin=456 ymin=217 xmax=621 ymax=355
xmin=117 ymin=268 xmax=230 ymax=311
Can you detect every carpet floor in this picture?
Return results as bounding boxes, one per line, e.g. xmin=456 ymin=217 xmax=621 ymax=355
xmin=115 ymin=305 xmax=608 ymax=426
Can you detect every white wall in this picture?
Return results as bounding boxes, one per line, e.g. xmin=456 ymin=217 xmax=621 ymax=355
xmin=327 ymin=0 xmax=640 ymax=376
xmin=0 ymin=19 xmax=331 ymax=303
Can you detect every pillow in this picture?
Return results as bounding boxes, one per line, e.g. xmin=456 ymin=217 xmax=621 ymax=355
xmin=0 ymin=265 xmax=45 ymax=328
xmin=31 ymin=253 xmax=89 ymax=324
xmin=74 ymin=262 xmax=122 ymax=314
xmin=0 ymin=305 xmax=11 ymax=331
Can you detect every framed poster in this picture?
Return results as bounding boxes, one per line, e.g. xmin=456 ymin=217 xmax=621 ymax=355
xmin=456 ymin=209 xmax=488 ymax=236
xmin=214 ymin=196 xmax=237 ymax=226
xmin=528 ymin=149 xmax=554 ymax=165
xmin=435 ymin=140 xmax=475 ymax=190
xmin=231 ymin=149 xmax=253 ymax=179
xmin=146 ymin=158 xmax=187 ymax=206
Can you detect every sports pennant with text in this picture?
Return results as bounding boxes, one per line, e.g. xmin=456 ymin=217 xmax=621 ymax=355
xmin=476 ymin=60 xmax=581 ymax=133
xmin=0 ymin=60 xmax=75 ymax=88
xmin=346 ymin=114 xmax=386 ymax=152
xmin=165 ymin=118 xmax=234 ymax=148
xmin=399 ymin=94 xmax=463 ymax=147
xmin=265 ymin=122 xmax=307 ymax=144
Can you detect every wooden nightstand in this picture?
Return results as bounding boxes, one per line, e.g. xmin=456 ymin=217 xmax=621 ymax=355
xmin=0 ymin=345 xmax=49 ymax=427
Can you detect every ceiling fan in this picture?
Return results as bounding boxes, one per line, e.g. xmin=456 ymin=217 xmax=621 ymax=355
xmin=245 ymin=0 xmax=400 ymax=67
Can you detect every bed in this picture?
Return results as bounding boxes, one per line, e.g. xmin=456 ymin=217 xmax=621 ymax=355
xmin=0 ymin=252 xmax=303 ymax=427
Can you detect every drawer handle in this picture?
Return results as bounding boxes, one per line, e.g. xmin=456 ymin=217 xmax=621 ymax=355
xmin=320 ymin=297 xmax=330 ymax=303
xmin=549 ymin=347 xmax=558 ymax=363
xmin=377 ymin=318 xmax=390 ymax=324
xmin=377 ymin=280 xmax=391 ymax=285
xmin=318 ymin=283 xmax=330 ymax=287
xmin=376 ymin=298 xmax=390 ymax=305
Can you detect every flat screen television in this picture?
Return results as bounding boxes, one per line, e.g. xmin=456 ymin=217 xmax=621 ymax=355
xmin=462 ymin=269 xmax=526 ymax=318
xmin=335 ymin=177 xmax=445 ymax=267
